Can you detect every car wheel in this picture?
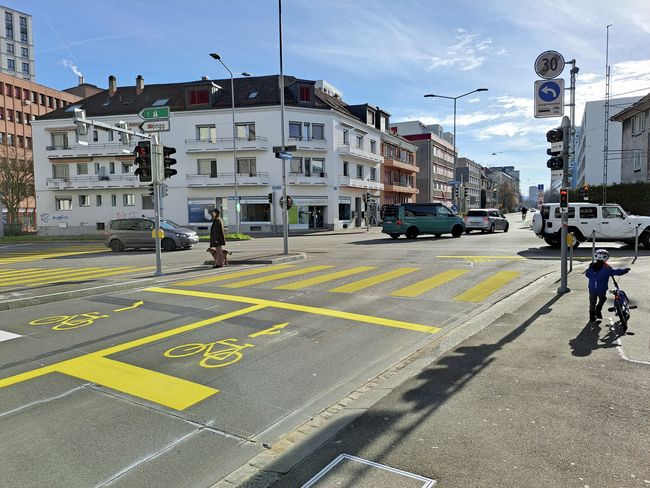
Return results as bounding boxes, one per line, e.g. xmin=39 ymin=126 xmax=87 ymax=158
xmin=489 ymin=224 xmax=495 ymax=233
xmin=544 ymin=236 xmax=560 ymax=248
xmin=641 ymin=231 xmax=650 ymax=250
xmin=434 ymin=234 xmax=441 ymax=238
xmin=465 ymin=229 xmax=470 ymax=234
xmin=389 ymin=233 xmax=400 ymax=240
xmin=109 ymin=239 xmax=124 ymax=252
xmin=405 ymin=227 xmax=419 ymax=239
xmin=161 ymin=237 xmax=177 ymax=251
xmin=451 ymin=225 xmax=463 ymax=238
xmin=504 ymin=223 xmax=509 ymax=233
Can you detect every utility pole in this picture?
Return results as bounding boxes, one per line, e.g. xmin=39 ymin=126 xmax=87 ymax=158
xmin=558 ymin=115 xmax=571 ymax=294
xmin=603 ymin=24 xmax=613 ymax=204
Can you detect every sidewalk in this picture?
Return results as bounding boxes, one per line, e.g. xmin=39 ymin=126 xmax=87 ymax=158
xmin=223 ymin=256 xmax=650 ymax=488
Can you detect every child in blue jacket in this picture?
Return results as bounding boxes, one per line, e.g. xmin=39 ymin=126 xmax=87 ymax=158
xmin=585 ymin=249 xmax=630 ymax=322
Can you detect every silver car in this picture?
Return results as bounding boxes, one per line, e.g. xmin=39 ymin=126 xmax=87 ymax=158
xmin=464 ymin=209 xmax=509 ymax=233
xmin=105 ymin=218 xmax=199 ymax=252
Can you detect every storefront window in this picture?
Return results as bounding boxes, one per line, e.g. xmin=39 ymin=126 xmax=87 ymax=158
xmin=339 ymin=203 xmax=351 ymax=221
xmin=241 ymin=203 xmax=270 ymax=222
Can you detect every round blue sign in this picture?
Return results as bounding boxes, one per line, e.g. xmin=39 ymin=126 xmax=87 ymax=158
xmin=539 ymin=81 xmax=561 ymax=102
xmin=451 ymin=204 xmax=458 ymax=212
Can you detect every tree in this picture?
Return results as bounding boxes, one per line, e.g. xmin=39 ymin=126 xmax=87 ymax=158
xmin=0 ymin=148 xmax=34 ymax=229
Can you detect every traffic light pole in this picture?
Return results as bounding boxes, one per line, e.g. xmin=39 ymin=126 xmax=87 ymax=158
xmin=151 ymin=139 xmax=164 ymax=277
xmin=558 ymin=115 xmax=571 ymax=294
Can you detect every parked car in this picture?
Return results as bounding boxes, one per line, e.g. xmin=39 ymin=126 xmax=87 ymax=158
xmin=531 ymin=203 xmax=650 ymax=248
xmin=105 ymin=218 xmax=199 ymax=252
xmin=381 ymin=203 xmax=465 ymax=239
xmin=464 ymin=209 xmax=509 ymax=233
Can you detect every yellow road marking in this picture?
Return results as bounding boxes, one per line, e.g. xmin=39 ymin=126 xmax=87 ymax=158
xmin=329 ymin=267 xmax=420 ymax=293
xmin=274 ymin=266 xmax=376 ymax=290
xmin=24 ymin=266 xmax=155 ymax=285
xmin=0 ymin=248 xmax=107 ymax=263
xmin=221 ymin=265 xmax=334 ymax=289
xmin=454 ymin=271 xmax=521 ymax=302
xmin=0 ymin=266 xmax=153 ymax=287
xmin=146 ymin=287 xmax=441 ymax=334
xmin=391 ymin=270 xmax=469 ymax=298
xmin=0 ymin=268 xmax=68 ymax=278
xmin=436 ymin=255 xmax=525 ymax=264
xmin=113 ymin=300 xmax=144 ymax=312
xmin=56 ymin=356 xmax=216 ymax=410
xmin=175 ymin=264 xmax=296 ymax=286
xmin=0 ymin=267 xmax=108 ymax=286
xmin=248 ymin=322 xmax=290 ymax=337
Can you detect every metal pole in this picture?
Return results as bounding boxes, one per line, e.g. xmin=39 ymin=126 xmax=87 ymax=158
xmin=279 ymin=0 xmax=288 ymax=254
xmin=603 ymin=25 xmax=612 ymax=204
xmin=634 ymin=224 xmax=639 ymax=263
xmin=569 ymin=233 xmax=574 ymax=273
xmin=151 ymin=134 xmax=163 ymax=277
xmin=591 ymin=229 xmax=596 ymax=264
xmin=229 ymin=71 xmax=240 ymax=235
xmin=453 ymin=97 xmax=458 ymax=210
xmin=558 ymin=115 xmax=571 ymax=294
xmin=568 ymin=60 xmax=577 ymax=187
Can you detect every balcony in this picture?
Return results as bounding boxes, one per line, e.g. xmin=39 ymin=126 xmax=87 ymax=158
xmin=46 ymin=174 xmax=144 ymax=189
xmin=338 ymin=176 xmax=383 ymax=191
xmin=186 ymin=172 xmax=270 ymax=187
xmin=46 ymin=142 xmax=133 ymax=159
xmin=288 ymin=172 xmax=328 ymax=185
xmin=383 ymin=183 xmax=419 ymax=195
xmin=383 ymin=157 xmax=419 ymax=173
xmin=287 ymin=136 xmax=328 ymax=152
xmin=337 ymin=144 xmax=383 ymax=164
xmin=185 ymin=137 xmax=269 ymax=153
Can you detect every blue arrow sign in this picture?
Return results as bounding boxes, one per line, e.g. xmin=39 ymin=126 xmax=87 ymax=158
xmin=538 ymin=81 xmax=561 ymax=102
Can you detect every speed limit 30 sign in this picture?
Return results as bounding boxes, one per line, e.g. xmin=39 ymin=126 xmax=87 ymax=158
xmin=535 ymin=50 xmax=565 ymax=79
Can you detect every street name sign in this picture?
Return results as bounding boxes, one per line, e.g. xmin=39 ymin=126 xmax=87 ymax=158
xmin=535 ymin=50 xmax=565 ymax=79
xmin=140 ymin=120 xmax=171 ymax=132
xmin=139 ymin=106 xmax=170 ymax=120
xmin=534 ymin=78 xmax=564 ymax=118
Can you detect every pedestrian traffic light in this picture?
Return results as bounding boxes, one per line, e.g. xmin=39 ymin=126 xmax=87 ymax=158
xmin=162 ymin=183 xmax=168 ymax=198
xmin=579 ymin=184 xmax=589 ymax=201
xmin=463 ymin=188 xmax=469 ymax=198
xmin=147 ymin=183 xmax=155 ymax=196
xmin=560 ymin=188 xmax=568 ymax=208
xmin=546 ymin=127 xmax=564 ymax=170
xmin=133 ymin=141 xmax=152 ymax=182
xmin=286 ymin=195 xmax=293 ymax=209
xmin=163 ymin=146 xmax=177 ymax=179
xmin=267 ymin=192 xmax=273 ymax=204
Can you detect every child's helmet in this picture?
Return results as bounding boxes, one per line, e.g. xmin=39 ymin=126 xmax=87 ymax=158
xmin=594 ymin=249 xmax=609 ymax=262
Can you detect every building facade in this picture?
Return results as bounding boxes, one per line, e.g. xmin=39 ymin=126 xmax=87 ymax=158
xmin=31 ymin=75 xmax=391 ymax=235
xmin=0 ymin=6 xmax=33 ymax=81
xmin=611 ymin=92 xmax=650 ymax=184
xmin=455 ymin=157 xmax=481 ymax=211
xmin=380 ymin=132 xmax=418 ymax=207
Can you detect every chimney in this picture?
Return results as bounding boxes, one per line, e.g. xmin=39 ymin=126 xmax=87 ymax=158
xmin=201 ymin=76 xmax=210 ymax=81
xmin=108 ymin=75 xmax=117 ymax=97
xmin=78 ymin=75 xmax=85 ymax=85
xmin=136 ymin=75 xmax=144 ymax=95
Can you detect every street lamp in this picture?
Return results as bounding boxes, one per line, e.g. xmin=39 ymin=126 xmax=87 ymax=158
xmin=210 ymin=52 xmax=251 ymax=235
xmin=424 ymin=88 xmax=488 ymax=211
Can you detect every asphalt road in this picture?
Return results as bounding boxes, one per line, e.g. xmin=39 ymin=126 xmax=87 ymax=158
xmin=0 ymin=215 xmax=646 ymax=487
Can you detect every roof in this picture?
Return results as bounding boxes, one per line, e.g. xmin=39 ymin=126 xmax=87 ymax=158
xmin=610 ymin=92 xmax=650 ymax=121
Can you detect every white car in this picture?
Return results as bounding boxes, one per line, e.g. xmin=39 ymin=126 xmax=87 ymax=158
xmin=464 ymin=208 xmax=509 ymax=233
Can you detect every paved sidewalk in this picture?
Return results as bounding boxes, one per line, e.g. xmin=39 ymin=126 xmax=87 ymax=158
xmin=224 ymin=256 xmax=649 ymax=488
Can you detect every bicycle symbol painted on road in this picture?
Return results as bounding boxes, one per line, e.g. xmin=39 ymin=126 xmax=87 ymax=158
xmin=163 ymin=322 xmax=289 ymax=369
xmin=29 ymin=312 xmax=110 ymax=330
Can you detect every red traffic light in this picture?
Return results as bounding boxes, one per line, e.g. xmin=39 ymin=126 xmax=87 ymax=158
xmin=546 ymin=128 xmax=563 ymax=143
xmin=559 ymin=188 xmax=568 ymax=208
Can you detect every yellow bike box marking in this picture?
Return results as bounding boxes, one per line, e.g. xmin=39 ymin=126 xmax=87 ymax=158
xmin=454 ymin=271 xmax=521 ymax=302
xmin=391 ymin=270 xmax=469 ymax=298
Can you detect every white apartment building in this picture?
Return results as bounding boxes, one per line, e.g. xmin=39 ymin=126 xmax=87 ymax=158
xmin=31 ymin=75 xmax=385 ymax=235
xmin=1 ymin=6 xmax=33 ymax=81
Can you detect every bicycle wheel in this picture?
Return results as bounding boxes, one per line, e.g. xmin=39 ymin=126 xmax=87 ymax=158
xmin=54 ymin=312 xmax=109 ymax=330
xmin=200 ymin=351 xmax=244 ymax=368
xmin=29 ymin=315 xmax=72 ymax=327
xmin=164 ymin=343 xmax=207 ymax=358
xmin=616 ymin=303 xmax=628 ymax=330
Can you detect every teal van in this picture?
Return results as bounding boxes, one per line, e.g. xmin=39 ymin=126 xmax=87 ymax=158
xmin=381 ymin=203 xmax=465 ymax=239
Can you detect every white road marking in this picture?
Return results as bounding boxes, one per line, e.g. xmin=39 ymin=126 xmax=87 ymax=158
xmin=0 ymin=330 xmax=22 ymax=342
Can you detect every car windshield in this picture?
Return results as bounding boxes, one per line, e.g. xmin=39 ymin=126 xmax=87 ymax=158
xmin=467 ymin=210 xmax=487 ymax=217
xmin=160 ymin=220 xmax=181 ymax=230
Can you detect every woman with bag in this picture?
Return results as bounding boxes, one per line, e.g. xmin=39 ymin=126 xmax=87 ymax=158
xmin=208 ymin=209 xmax=226 ymax=268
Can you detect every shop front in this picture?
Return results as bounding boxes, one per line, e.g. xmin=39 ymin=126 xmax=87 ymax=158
xmin=289 ymin=196 xmax=328 ymax=230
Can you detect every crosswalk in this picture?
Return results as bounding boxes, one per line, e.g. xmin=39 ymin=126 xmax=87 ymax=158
xmin=0 ymin=245 xmax=107 ymax=264
xmin=175 ymin=264 xmax=522 ymax=303
xmin=0 ymin=265 xmax=154 ymax=288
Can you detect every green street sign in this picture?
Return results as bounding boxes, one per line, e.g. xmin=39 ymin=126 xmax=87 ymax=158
xmin=139 ymin=106 xmax=170 ymax=120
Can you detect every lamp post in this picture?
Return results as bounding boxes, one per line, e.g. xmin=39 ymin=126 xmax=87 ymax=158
xmin=424 ymin=88 xmax=488 ymax=209
xmin=210 ymin=53 xmax=251 ymax=235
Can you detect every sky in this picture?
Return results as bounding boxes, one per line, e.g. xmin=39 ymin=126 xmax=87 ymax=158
xmin=11 ymin=0 xmax=650 ymax=191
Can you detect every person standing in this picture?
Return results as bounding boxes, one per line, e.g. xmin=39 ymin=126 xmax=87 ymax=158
xmin=209 ymin=208 xmax=226 ymax=268
xmin=585 ymin=249 xmax=630 ymax=322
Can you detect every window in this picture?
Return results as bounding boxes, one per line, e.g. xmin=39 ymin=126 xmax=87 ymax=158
xmin=26 ymin=136 xmax=32 ymax=149
xmin=247 ymin=91 xmax=258 ymax=99
xmin=198 ymin=159 xmax=218 ymax=177
xmin=356 ymin=135 xmax=363 ymax=149
xmin=121 ymin=162 xmax=132 ymax=173
xmin=633 ymin=150 xmax=642 ymax=171
xmin=108 ymin=131 xmax=114 ymax=142
xmin=21 ymin=62 xmax=28 ymax=74
xmin=152 ymin=98 xmax=169 ymax=106
xmin=52 ymin=164 xmax=69 ymax=179
xmin=7 ymin=59 xmax=14 ymax=71
xmin=343 ymin=161 xmax=349 ymax=176
xmin=632 ymin=113 xmax=646 ymax=136
xmin=92 ymin=130 xmax=99 ymax=142
xmin=289 ymin=122 xmax=302 ymax=139
xmin=23 ymin=88 xmax=28 ymax=99
xmin=370 ymin=140 xmax=377 ymax=153
xmin=17 ymin=135 xmax=23 ymax=147
xmin=48 ymin=96 xmax=53 ymax=108
xmin=290 ymin=158 xmax=303 ymax=174
xmin=602 ymin=206 xmax=623 ymax=219
xmin=96 ymin=195 xmax=102 ymax=207
xmin=554 ymin=207 xmax=575 ymax=218
xmin=236 ymin=122 xmax=256 ymax=140
xmin=0 ymin=107 xmax=3 ymax=119
xmin=196 ymin=125 xmax=216 ymax=141
xmin=312 ymin=123 xmax=324 ymax=140
xmin=31 ymin=90 xmax=36 ymax=102
xmin=0 ymin=133 xmax=4 ymax=144
xmin=311 ymin=158 xmax=324 ymax=176
xmin=241 ymin=204 xmax=270 ymax=223
xmin=7 ymin=133 xmax=13 ymax=146
xmin=6 ymin=43 xmax=13 ymax=54
xmin=94 ymin=163 xmax=100 ymax=174
xmin=77 ymin=163 xmax=88 ymax=175
xmin=338 ymin=203 xmax=351 ymax=220
xmin=109 ymin=162 xmax=115 ymax=174
xmin=15 ymin=111 xmax=21 ymax=123
xmin=299 ymin=85 xmax=311 ymax=102
xmin=237 ymin=158 xmax=256 ymax=175
xmin=96 ymin=223 xmax=105 ymax=231
xmin=79 ymin=195 xmax=90 ymax=207
xmin=21 ymin=47 xmax=28 ymax=58
xmin=55 ymin=197 xmax=73 ymax=211
xmin=142 ymin=195 xmax=154 ymax=210
xmin=5 ymin=12 xmax=13 ymax=39
xmin=123 ymin=194 xmax=135 ymax=206
xmin=367 ymin=109 xmax=375 ymax=125
xmin=189 ymin=89 xmax=210 ymax=105
xmin=40 ymin=93 xmax=46 ymax=105
xmin=343 ymin=129 xmax=349 ymax=145
xmin=19 ymin=16 xmax=27 ymax=42
xmin=579 ymin=207 xmax=597 ymax=219
xmin=356 ymin=165 xmax=363 ymax=178
xmin=370 ymin=168 xmax=377 ymax=181
xmin=111 ymin=195 xmax=117 ymax=207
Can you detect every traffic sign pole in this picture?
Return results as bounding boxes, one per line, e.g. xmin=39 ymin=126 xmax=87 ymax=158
xmin=558 ymin=116 xmax=571 ymax=295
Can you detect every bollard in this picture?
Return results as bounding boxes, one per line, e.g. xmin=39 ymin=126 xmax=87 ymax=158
xmin=567 ymin=232 xmax=574 ymax=272
xmin=634 ymin=224 xmax=639 ymax=263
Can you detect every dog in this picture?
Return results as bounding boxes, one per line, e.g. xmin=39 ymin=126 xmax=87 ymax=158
xmin=207 ymin=247 xmax=232 ymax=267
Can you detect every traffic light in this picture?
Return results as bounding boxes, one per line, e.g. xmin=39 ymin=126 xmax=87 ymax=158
xmin=546 ymin=127 xmax=564 ymax=170
xmin=116 ymin=121 xmax=130 ymax=144
xmin=148 ymin=183 xmax=155 ymax=197
xmin=267 ymin=192 xmax=273 ymax=204
xmin=579 ymin=184 xmax=589 ymax=201
xmin=162 ymin=183 xmax=168 ymax=198
xmin=560 ymin=188 xmax=568 ymax=208
xmin=463 ymin=188 xmax=469 ymax=198
xmin=163 ymin=146 xmax=177 ymax=179
xmin=134 ymin=141 xmax=152 ymax=182
xmin=452 ymin=187 xmax=459 ymax=198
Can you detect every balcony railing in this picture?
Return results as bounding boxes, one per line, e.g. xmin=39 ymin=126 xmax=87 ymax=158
xmin=287 ymin=136 xmax=328 ymax=152
xmin=186 ymin=172 xmax=270 ymax=186
xmin=338 ymin=176 xmax=383 ymax=190
xmin=337 ymin=144 xmax=383 ymax=163
xmin=383 ymin=183 xmax=419 ymax=194
xmin=185 ymin=137 xmax=269 ymax=153
xmin=383 ymin=157 xmax=420 ymax=172
xmin=46 ymin=142 xmax=133 ymax=158
xmin=46 ymin=174 xmax=143 ymax=189
xmin=288 ymin=172 xmax=328 ymax=184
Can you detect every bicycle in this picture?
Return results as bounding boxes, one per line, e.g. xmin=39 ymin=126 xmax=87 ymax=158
xmin=163 ymin=338 xmax=255 ymax=368
xmin=29 ymin=312 xmax=110 ymax=330
xmin=607 ymin=276 xmax=637 ymax=335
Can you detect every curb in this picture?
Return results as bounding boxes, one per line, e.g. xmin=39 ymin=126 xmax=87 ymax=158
xmin=202 ymin=253 xmax=307 ymax=266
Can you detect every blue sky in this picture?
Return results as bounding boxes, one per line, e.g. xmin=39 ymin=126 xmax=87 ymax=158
xmin=12 ymin=0 xmax=650 ymax=191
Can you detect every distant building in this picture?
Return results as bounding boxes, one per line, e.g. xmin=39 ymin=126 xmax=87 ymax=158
xmin=611 ymin=92 xmax=650 ymax=184
xmin=0 ymin=6 xmax=34 ymax=81
xmin=63 ymin=76 xmax=103 ymax=98
xmin=456 ymin=157 xmax=481 ymax=211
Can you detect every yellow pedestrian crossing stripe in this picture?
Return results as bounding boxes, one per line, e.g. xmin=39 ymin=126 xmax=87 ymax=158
xmin=0 ymin=266 xmax=154 ymax=287
xmin=329 ymin=267 xmax=420 ymax=293
xmin=274 ymin=266 xmax=376 ymax=290
xmin=221 ymin=265 xmax=334 ymax=289
xmin=454 ymin=271 xmax=521 ymax=302
xmin=391 ymin=270 xmax=470 ymax=298
xmin=175 ymin=264 xmax=296 ymax=287
xmin=0 ymin=246 xmax=107 ymax=264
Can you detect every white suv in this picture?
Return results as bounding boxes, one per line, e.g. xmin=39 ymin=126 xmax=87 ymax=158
xmin=532 ymin=203 xmax=650 ymax=248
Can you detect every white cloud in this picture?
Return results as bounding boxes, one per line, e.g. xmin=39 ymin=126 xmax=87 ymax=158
xmin=426 ymin=29 xmax=505 ymax=71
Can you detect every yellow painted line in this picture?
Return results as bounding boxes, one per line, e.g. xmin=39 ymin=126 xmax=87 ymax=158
xmin=248 ymin=322 xmax=289 ymax=337
xmin=391 ymin=270 xmax=470 ymax=298
xmin=329 ymin=267 xmax=420 ymax=293
xmin=0 ymin=363 xmax=58 ymax=388
xmin=0 ymin=249 xmax=108 ymax=263
xmin=0 ymin=267 xmax=129 ymax=287
xmin=274 ymin=266 xmax=377 ymax=290
xmin=113 ymin=300 xmax=144 ymax=312
xmin=25 ymin=266 xmax=155 ymax=286
xmin=146 ymin=287 xmax=441 ymax=334
xmin=175 ymin=264 xmax=296 ymax=287
xmin=0 ymin=268 xmax=68 ymax=278
xmin=56 ymin=356 xmax=217 ymax=411
xmin=0 ymin=267 xmax=108 ymax=286
xmin=437 ymin=255 xmax=525 ymax=263
xmin=454 ymin=271 xmax=521 ymax=302
xmin=221 ymin=265 xmax=334 ymax=289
